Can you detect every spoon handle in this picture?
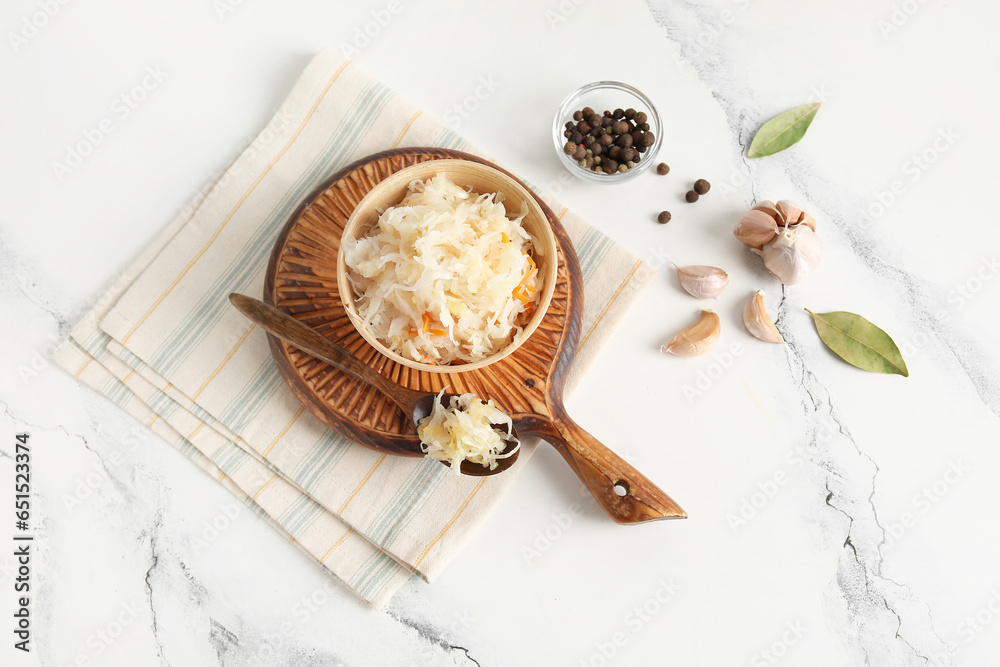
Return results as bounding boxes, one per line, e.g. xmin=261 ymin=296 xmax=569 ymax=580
xmin=544 ymin=409 xmax=686 ymax=523
xmin=228 ymin=293 xmax=423 ymax=412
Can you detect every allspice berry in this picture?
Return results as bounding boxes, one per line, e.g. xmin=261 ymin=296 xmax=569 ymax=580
xmin=658 ymin=211 xmax=671 ymax=224
xmin=564 ymin=141 xmax=577 ymax=154
xmin=612 ymin=120 xmax=629 ymax=135
xmin=572 ymin=111 xmax=583 ymax=121
xmin=656 ymin=163 xmax=670 ymax=175
xmin=694 ymin=178 xmax=711 ymax=195
xmin=685 ymin=190 xmax=699 ymax=203
xmin=634 ymin=111 xmax=647 ymax=124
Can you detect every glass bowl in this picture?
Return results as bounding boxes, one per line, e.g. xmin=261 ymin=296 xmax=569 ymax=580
xmin=552 ymin=81 xmax=662 ymax=184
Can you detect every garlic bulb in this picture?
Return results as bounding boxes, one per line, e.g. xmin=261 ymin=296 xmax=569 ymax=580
xmin=661 ymin=310 xmax=721 ymax=357
xmin=735 ymin=199 xmax=822 ymax=284
xmin=742 ymin=290 xmax=784 ymax=343
xmin=676 ymin=265 xmax=729 ymax=299
xmin=761 ymin=224 xmax=823 ymax=285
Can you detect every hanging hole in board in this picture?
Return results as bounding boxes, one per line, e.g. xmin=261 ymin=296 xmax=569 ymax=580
xmin=613 ymin=480 xmax=629 ymax=497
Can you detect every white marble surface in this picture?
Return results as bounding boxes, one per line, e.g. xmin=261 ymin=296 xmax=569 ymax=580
xmin=2 ymin=1 xmax=999 ymax=665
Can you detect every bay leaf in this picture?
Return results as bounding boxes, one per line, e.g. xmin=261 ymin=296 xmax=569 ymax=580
xmin=805 ymin=309 xmax=909 ymax=377
xmin=747 ymin=103 xmax=821 ymax=158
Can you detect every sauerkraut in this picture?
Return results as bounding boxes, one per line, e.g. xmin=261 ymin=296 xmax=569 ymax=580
xmin=417 ymin=390 xmax=519 ymax=473
xmin=343 ymin=172 xmax=540 ymax=364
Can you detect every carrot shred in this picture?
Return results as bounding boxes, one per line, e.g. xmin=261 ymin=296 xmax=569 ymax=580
xmin=421 ymin=312 xmax=431 ymax=334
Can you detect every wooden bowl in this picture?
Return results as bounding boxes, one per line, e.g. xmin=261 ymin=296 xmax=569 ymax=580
xmin=335 ymin=159 xmax=559 ymax=373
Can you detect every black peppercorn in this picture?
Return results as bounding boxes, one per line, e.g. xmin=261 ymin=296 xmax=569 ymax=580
xmin=685 ymin=190 xmax=699 ymax=203
xmin=658 ymin=211 xmax=671 ymax=224
xmin=656 ymin=162 xmax=670 ymax=175
xmin=634 ymin=111 xmax=647 ymax=124
xmin=694 ymin=178 xmax=711 ymax=195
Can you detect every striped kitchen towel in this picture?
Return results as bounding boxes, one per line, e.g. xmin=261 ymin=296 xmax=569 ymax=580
xmin=55 ymin=48 xmax=654 ymax=607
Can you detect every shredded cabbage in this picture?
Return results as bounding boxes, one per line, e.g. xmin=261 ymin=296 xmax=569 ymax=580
xmin=343 ymin=172 xmax=540 ymax=364
xmin=417 ymin=390 xmax=519 ymax=473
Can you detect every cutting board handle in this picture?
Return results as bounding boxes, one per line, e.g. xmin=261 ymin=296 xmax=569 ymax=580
xmin=546 ymin=412 xmax=686 ymax=524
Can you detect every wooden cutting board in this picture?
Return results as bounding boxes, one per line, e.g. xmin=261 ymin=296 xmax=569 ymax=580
xmin=264 ymin=147 xmax=685 ymax=523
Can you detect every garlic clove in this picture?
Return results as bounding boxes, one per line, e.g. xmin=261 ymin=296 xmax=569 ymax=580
xmin=776 ymin=200 xmax=804 ymax=227
xmin=761 ymin=224 xmax=823 ymax=284
xmin=742 ymin=290 xmax=784 ymax=343
xmin=676 ymin=265 xmax=729 ymax=299
xmin=752 ymin=200 xmax=781 ymax=221
xmin=734 ymin=210 xmax=780 ymax=249
xmin=661 ymin=309 xmax=721 ymax=357
xmin=797 ymin=210 xmax=817 ymax=232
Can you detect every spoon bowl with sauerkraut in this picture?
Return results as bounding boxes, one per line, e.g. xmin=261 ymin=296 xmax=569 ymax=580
xmin=337 ymin=160 xmax=558 ymax=372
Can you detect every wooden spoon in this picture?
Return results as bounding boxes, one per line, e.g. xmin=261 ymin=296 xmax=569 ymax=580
xmin=229 ymin=293 xmax=518 ymax=476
